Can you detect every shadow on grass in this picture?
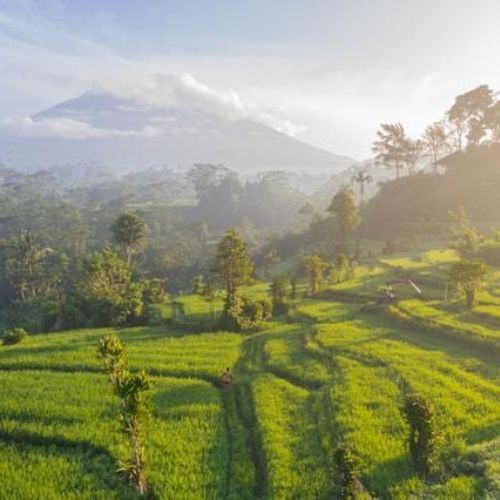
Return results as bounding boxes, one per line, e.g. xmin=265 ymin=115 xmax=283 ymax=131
xmin=363 ymin=452 xmax=415 ymax=499
xmin=152 ymin=381 xmax=218 ymax=418
xmin=0 ymin=429 xmax=142 ymax=499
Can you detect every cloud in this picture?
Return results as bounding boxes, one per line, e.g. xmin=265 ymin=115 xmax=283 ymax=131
xmin=0 ymin=69 xmax=307 ymax=140
xmin=0 ymin=116 xmax=164 ymax=139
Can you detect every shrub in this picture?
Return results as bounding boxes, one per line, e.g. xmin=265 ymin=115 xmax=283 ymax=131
xmin=2 ymin=328 xmax=28 ymax=346
xmin=222 ymin=291 xmax=271 ymax=331
xmin=330 ymin=253 xmax=355 ymax=284
xmin=402 ymin=394 xmax=436 ymax=476
xmin=141 ymin=278 xmax=166 ymax=304
xmin=333 ymin=444 xmax=362 ymax=499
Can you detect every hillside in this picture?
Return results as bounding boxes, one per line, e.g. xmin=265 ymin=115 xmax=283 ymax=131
xmin=0 ymin=89 xmax=355 ymax=174
xmin=362 ymin=144 xmax=500 ymax=238
xmin=1 ymin=245 xmax=498 ymax=499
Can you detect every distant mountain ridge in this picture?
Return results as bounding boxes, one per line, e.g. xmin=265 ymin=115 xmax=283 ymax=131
xmin=0 ymin=89 xmax=356 ymax=174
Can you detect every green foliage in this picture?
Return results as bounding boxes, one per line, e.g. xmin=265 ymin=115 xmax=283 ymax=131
xmin=2 ymin=327 xmax=28 ymax=346
xmin=140 ymin=278 xmax=166 ymax=305
xmin=402 ymin=394 xmax=436 ymax=476
xmin=333 ymin=444 xmax=362 ymax=499
xmin=222 ymin=289 xmax=271 ymax=331
xmin=327 ymin=186 xmax=360 ymax=242
xmin=270 ymin=274 xmax=290 ymax=316
xmin=240 ymin=296 xmax=272 ymax=327
xmin=330 ymin=253 xmax=355 ymax=284
xmin=305 ymin=253 xmax=327 ymax=295
xmin=449 ymin=208 xmax=481 ymax=257
xmin=98 ymin=333 xmax=127 ymax=383
xmin=446 ymin=85 xmax=494 ymax=150
xmin=111 ymin=213 xmax=146 ymax=265
xmin=449 ymin=259 xmax=487 ymax=309
xmin=212 ymin=228 xmax=254 ymax=294
xmin=213 ymin=228 xmax=254 ymax=327
xmin=1 ymin=244 xmax=499 ymax=499
xmin=81 ymin=248 xmax=144 ymax=326
xmin=98 ymin=333 xmax=152 ymax=495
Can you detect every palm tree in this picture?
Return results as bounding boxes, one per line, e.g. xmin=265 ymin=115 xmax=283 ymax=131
xmin=14 ymin=229 xmax=53 ymax=299
xmin=350 ymin=170 xmax=373 ymax=206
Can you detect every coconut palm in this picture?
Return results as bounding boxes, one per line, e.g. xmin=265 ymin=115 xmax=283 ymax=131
xmin=350 ymin=170 xmax=373 ymax=206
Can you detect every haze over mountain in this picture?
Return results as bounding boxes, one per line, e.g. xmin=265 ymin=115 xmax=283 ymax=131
xmin=0 ymin=87 xmax=355 ymax=174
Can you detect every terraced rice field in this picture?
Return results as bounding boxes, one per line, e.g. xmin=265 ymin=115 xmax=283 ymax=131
xmin=1 ymin=247 xmax=499 ymax=498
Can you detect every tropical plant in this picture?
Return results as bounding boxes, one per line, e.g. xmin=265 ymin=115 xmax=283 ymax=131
xmin=111 ymin=213 xmax=146 ymax=265
xmin=350 ymin=170 xmax=373 ymax=205
xmin=449 ymin=259 xmax=487 ymax=309
xmin=98 ymin=333 xmax=151 ymax=495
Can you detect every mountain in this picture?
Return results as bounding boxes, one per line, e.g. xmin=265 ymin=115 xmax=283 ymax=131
xmin=0 ymin=90 xmax=356 ymax=174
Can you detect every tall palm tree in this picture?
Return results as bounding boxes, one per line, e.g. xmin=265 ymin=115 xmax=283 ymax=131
xmin=350 ymin=170 xmax=373 ymax=206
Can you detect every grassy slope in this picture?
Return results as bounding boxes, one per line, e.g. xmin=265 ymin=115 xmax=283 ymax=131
xmin=0 ymin=243 xmax=499 ymax=499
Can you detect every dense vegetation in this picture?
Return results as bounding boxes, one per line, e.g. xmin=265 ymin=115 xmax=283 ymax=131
xmin=1 ymin=244 xmax=499 ymax=498
xmin=0 ymin=84 xmax=499 ymax=498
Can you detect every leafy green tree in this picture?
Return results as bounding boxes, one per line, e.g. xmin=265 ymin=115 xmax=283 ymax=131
xmin=305 ymin=254 xmax=326 ymax=295
xmin=449 ymin=259 xmax=487 ymax=309
xmin=402 ymin=394 xmax=436 ymax=476
xmin=81 ymin=248 xmax=143 ymax=326
xmin=111 ymin=213 xmax=146 ymax=265
xmin=372 ymin=122 xmax=408 ymax=179
xmin=446 ymin=85 xmax=494 ymax=150
xmin=98 ymin=334 xmax=151 ymax=495
xmin=212 ymin=229 xmax=254 ymax=322
xmin=327 ymin=187 xmax=360 ymax=244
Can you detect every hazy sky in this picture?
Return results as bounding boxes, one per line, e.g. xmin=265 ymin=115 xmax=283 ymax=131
xmin=1 ymin=0 xmax=499 ymax=159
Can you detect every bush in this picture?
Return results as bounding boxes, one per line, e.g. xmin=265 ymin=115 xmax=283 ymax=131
xmin=2 ymin=328 xmax=28 ymax=346
xmin=402 ymin=393 xmax=436 ymax=476
xmin=330 ymin=254 xmax=355 ymax=284
xmin=240 ymin=296 xmax=272 ymax=326
xmin=222 ymin=290 xmax=272 ymax=331
xmin=333 ymin=444 xmax=364 ymax=499
xmin=142 ymin=278 xmax=167 ymax=304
